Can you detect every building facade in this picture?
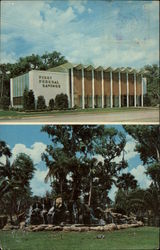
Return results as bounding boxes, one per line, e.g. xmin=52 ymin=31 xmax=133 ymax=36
xmin=10 ymin=62 xmax=147 ymax=108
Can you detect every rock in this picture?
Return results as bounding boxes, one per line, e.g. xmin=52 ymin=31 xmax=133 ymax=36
xmin=20 ymin=221 xmax=26 ymax=229
xmin=63 ymin=226 xmax=72 ymax=232
xmin=104 ymin=223 xmax=117 ymax=231
xmin=2 ymin=223 xmax=19 ymax=231
xmin=32 ymin=224 xmax=47 ymax=232
xmin=90 ymin=226 xmax=104 ymax=231
xmin=52 ymin=226 xmax=63 ymax=231
xmin=80 ymin=226 xmax=90 ymax=232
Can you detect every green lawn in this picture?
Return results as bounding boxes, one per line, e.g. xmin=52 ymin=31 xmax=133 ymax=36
xmin=0 ymin=227 xmax=159 ymax=250
xmin=0 ymin=107 xmax=156 ymax=119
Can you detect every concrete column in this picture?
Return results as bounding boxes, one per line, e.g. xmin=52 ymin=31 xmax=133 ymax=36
xmin=110 ymin=71 xmax=113 ymax=108
xmin=126 ymin=72 xmax=129 ymax=107
xmin=118 ymin=71 xmax=121 ymax=108
xmin=134 ymin=73 xmax=137 ymax=107
xmin=101 ymin=70 xmax=104 ymax=108
xmin=92 ymin=69 xmax=95 ymax=109
xmin=82 ymin=68 xmax=85 ymax=109
xmin=10 ymin=78 xmax=13 ymax=107
xmin=71 ymin=68 xmax=74 ymax=108
xmin=141 ymin=74 xmax=143 ymax=107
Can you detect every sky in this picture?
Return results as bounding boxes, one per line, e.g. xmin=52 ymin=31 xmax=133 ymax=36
xmin=0 ymin=125 xmax=151 ymax=201
xmin=1 ymin=0 xmax=159 ymax=69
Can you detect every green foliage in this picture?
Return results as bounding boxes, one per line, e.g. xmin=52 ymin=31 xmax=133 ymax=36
xmin=23 ymin=89 xmax=29 ymax=110
xmin=0 ymin=95 xmax=10 ymax=110
xmin=23 ymin=89 xmax=35 ymax=110
xmin=143 ymin=64 xmax=160 ymax=106
xmin=116 ymin=173 xmax=138 ymax=194
xmin=49 ymin=98 xmax=54 ymax=110
xmin=114 ymin=189 xmax=128 ymax=214
xmin=1 ymin=51 xmax=67 ymax=80
xmin=143 ymin=94 xmax=151 ymax=106
xmin=146 ymin=162 xmax=160 ymax=191
xmin=28 ymin=90 xmax=35 ymax=110
xmin=124 ymin=125 xmax=160 ymax=164
xmin=41 ymin=125 xmax=126 ymax=208
xmin=0 ymin=144 xmax=35 ymax=218
xmin=0 ymin=140 xmax=12 ymax=159
xmin=55 ymin=93 xmax=68 ymax=109
xmin=0 ymin=64 xmax=10 ymax=97
xmin=37 ymin=95 xmax=46 ymax=109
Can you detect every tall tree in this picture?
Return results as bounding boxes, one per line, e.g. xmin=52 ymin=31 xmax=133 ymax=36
xmin=0 ymin=140 xmax=12 ymax=160
xmin=41 ymin=125 xmax=127 ymax=210
xmin=143 ymin=64 xmax=160 ymax=105
xmin=124 ymin=125 xmax=160 ymax=164
xmin=146 ymin=162 xmax=160 ymax=191
xmin=0 ymin=152 xmax=35 ymax=220
xmin=116 ymin=173 xmax=138 ymax=194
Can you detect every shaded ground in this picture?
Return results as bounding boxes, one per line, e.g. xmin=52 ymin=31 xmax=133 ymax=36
xmin=0 ymin=107 xmax=159 ymax=123
xmin=0 ymin=227 xmax=159 ymax=250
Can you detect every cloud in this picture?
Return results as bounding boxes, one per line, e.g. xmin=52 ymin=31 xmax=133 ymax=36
xmin=11 ymin=142 xmax=50 ymax=196
xmin=69 ymin=0 xmax=87 ymax=14
xmin=124 ymin=135 xmax=138 ymax=161
xmin=108 ymin=164 xmax=151 ymax=202
xmin=114 ymin=134 xmax=137 ymax=164
xmin=1 ymin=1 xmax=158 ymax=67
xmin=0 ymin=51 xmax=17 ymax=64
xmin=11 ymin=142 xmax=46 ymax=164
xmin=108 ymin=184 xmax=118 ymax=202
xmin=30 ymin=168 xmax=51 ymax=196
xmin=131 ymin=164 xmax=151 ymax=189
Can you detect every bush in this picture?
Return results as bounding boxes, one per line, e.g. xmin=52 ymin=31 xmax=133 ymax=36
xmin=37 ymin=95 xmax=46 ymax=109
xmin=55 ymin=93 xmax=68 ymax=109
xmin=28 ymin=90 xmax=35 ymax=110
xmin=0 ymin=95 xmax=10 ymax=110
xmin=144 ymin=94 xmax=151 ymax=106
xmin=49 ymin=98 xmax=54 ymax=110
xmin=23 ymin=89 xmax=35 ymax=110
xmin=23 ymin=89 xmax=29 ymax=110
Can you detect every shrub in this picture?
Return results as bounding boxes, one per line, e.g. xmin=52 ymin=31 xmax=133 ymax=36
xmin=144 ymin=94 xmax=151 ymax=106
xmin=23 ymin=89 xmax=29 ymax=110
xmin=49 ymin=98 xmax=54 ymax=110
xmin=0 ymin=95 xmax=10 ymax=110
xmin=37 ymin=95 xmax=46 ymax=110
xmin=28 ymin=90 xmax=35 ymax=110
xmin=23 ymin=89 xmax=35 ymax=110
xmin=55 ymin=93 xmax=68 ymax=109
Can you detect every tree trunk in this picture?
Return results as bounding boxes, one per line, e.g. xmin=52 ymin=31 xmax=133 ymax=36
xmin=88 ymin=180 xmax=92 ymax=207
xmin=155 ymin=146 xmax=160 ymax=162
xmin=60 ymin=180 xmax=63 ymax=198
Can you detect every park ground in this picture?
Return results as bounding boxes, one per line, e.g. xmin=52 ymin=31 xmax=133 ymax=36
xmin=0 ymin=107 xmax=159 ymax=123
xmin=0 ymin=227 xmax=159 ymax=250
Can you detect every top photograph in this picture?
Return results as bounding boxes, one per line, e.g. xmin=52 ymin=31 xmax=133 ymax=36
xmin=0 ymin=0 xmax=159 ymax=124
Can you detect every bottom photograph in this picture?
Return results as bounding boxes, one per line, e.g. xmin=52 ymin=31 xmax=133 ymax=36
xmin=0 ymin=125 xmax=159 ymax=250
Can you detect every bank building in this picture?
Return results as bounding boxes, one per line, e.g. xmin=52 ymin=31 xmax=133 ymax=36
xmin=10 ymin=62 xmax=147 ymax=109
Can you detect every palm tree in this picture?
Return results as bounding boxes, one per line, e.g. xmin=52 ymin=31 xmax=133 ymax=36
xmin=0 ymin=151 xmax=35 ymax=221
xmin=43 ymin=148 xmax=70 ymax=199
xmin=0 ymin=140 xmax=12 ymax=161
xmin=0 ymin=140 xmax=12 ymax=198
xmin=116 ymin=173 xmax=138 ymax=195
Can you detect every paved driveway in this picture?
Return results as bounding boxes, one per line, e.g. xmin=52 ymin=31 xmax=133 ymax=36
xmin=0 ymin=109 xmax=159 ymax=124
